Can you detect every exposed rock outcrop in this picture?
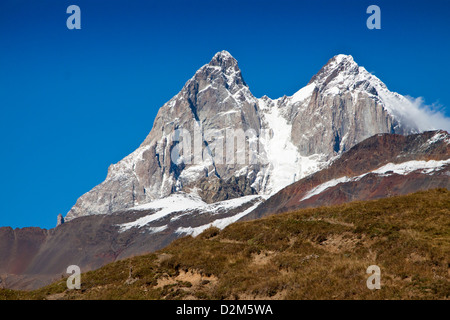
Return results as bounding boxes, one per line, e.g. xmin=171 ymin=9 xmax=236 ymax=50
xmin=56 ymin=214 xmax=64 ymax=227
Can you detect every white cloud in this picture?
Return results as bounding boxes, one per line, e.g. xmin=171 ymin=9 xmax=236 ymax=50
xmin=383 ymin=94 xmax=450 ymax=132
xmin=402 ymin=96 xmax=450 ymax=132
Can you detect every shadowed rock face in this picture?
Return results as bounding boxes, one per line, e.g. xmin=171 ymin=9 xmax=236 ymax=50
xmin=65 ymin=52 xmax=418 ymax=221
xmin=243 ymin=130 xmax=450 ymax=221
xmin=186 ymin=175 xmax=257 ymax=204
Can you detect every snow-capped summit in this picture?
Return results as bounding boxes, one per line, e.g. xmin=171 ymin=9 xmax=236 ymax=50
xmin=209 ymin=50 xmax=238 ymax=67
xmin=309 ymin=54 xmax=358 ymax=86
xmin=66 ymin=51 xmax=424 ymax=221
xmin=308 ymin=54 xmax=436 ymax=133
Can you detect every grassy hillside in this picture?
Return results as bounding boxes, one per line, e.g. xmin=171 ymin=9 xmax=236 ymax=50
xmin=2 ymin=188 xmax=449 ymax=300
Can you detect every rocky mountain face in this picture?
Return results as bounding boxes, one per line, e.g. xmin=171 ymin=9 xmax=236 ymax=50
xmin=66 ymin=51 xmax=418 ymax=221
xmin=244 ymin=130 xmax=450 ymax=221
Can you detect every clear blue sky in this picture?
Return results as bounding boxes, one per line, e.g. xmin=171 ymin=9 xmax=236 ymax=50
xmin=1 ymin=0 xmax=449 ymax=229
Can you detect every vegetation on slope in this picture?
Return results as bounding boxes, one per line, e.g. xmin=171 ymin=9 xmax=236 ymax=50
xmin=1 ymin=188 xmax=449 ymax=300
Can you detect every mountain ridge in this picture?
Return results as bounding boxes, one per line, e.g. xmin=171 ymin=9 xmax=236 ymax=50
xmin=65 ymin=51 xmax=421 ymax=221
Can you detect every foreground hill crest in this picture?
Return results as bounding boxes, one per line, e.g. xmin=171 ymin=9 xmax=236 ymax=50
xmin=3 ymin=189 xmax=449 ymax=299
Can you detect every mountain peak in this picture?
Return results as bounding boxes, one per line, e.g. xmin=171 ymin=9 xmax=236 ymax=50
xmin=209 ymin=50 xmax=238 ymax=68
xmin=325 ymin=54 xmax=358 ymax=72
xmin=320 ymin=54 xmax=358 ymax=74
xmin=331 ymin=54 xmax=355 ymax=65
xmin=187 ymin=50 xmax=247 ymax=91
xmin=308 ymin=53 xmax=359 ymax=85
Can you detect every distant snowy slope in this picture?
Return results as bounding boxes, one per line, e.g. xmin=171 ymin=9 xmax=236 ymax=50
xmin=118 ymin=193 xmax=263 ymax=232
